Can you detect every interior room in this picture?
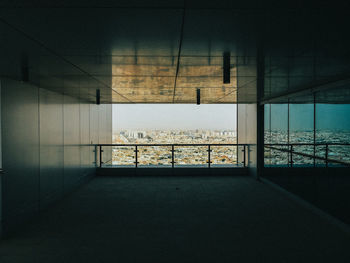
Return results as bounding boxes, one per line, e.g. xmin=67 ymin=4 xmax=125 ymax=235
xmin=0 ymin=1 xmax=350 ymax=262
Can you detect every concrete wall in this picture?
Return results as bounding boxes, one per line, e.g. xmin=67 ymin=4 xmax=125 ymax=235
xmin=237 ymin=103 xmax=258 ymax=177
xmin=0 ymin=78 xmax=112 ymax=235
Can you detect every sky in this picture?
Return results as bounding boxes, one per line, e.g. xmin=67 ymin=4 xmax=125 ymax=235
xmin=113 ymin=104 xmax=237 ymax=131
xmin=113 ymin=103 xmax=350 ymax=132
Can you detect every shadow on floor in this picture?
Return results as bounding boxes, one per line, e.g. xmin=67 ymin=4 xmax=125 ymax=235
xmin=0 ymin=175 xmax=349 ymax=262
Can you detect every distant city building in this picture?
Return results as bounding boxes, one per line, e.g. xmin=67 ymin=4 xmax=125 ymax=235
xmin=112 ymin=129 xmax=238 ymax=166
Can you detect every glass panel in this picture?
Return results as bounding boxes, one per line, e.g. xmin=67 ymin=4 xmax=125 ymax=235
xmin=211 ymin=146 xmax=237 ymax=167
xmin=264 ymin=104 xmax=272 ymax=165
xmin=266 ymin=145 xmax=289 ymax=167
xmin=328 ymin=145 xmax=350 ymax=167
xmin=266 ymin=104 xmax=289 ymax=166
xmin=264 ymin=104 xmax=271 ymax=143
xmin=316 ymin=104 xmax=350 ymax=143
xmin=138 ymin=146 xmax=172 ymax=167
xmin=271 ymin=104 xmax=288 ymax=144
xmin=315 ymin=145 xmax=327 ymax=167
xmin=112 ymin=146 xmax=135 ymax=167
xmin=174 ymin=146 xmax=207 ymax=167
xmin=264 ymin=146 xmax=273 ymax=166
xmin=289 ymin=104 xmax=314 ymax=166
xmin=291 ymin=145 xmax=314 ymax=167
xmin=316 ymin=104 xmax=350 ymax=166
xmin=289 ymin=104 xmax=314 ymax=143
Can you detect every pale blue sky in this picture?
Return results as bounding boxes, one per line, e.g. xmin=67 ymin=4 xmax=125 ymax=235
xmin=113 ymin=104 xmax=237 ymax=130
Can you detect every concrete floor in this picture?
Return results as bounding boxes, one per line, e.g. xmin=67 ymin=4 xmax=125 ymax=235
xmin=0 ymin=175 xmax=350 ymax=262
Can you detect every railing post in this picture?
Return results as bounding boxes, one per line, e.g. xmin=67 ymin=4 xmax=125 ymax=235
xmin=207 ymin=145 xmax=211 ymax=168
xmin=243 ymin=145 xmax=246 ymax=167
xmin=171 ymin=145 xmax=175 ymax=168
xmin=290 ymin=145 xmax=293 ymax=168
xmin=325 ymin=144 xmax=328 ymax=168
xmin=134 ymin=145 xmax=138 ymax=168
xmin=99 ymin=145 xmax=103 ymax=168
xmin=94 ymin=145 xmax=97 ymax=166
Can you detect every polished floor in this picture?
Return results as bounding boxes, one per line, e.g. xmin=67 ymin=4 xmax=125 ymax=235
xmin=0 ymin=175 xmax=350 ymax=262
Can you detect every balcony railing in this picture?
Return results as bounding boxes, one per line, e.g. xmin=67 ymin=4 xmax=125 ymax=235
xmin=95 ymin=144 xmax=249 ymax=168
xmin=265 ymin=143 xmax=350 ymax=167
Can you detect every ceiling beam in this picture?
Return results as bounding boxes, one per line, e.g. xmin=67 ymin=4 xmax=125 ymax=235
xmin=172 ymin=1 xmax=186 ymax=103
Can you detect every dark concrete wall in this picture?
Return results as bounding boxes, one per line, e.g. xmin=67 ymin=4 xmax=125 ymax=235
xmin=0 ymin=78 xmax=112 ymax=235
xmin=262 ymin=168 xmax=350 ymax=225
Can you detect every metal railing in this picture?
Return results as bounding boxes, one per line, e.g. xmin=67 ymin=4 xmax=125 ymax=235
xmin=95 ymin=143 xmax=249 ymax=168
xmin=265 ymin=143 xmax=350 ymax=167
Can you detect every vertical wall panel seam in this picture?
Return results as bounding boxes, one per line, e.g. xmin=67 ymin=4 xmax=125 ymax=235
xmin=62 ymin=95 xmax=65 ymax=192
xmin=37 ymin=87 xmax=41 ymax=211
xmin=89 ymin=104 xmax=91 ymax=168
xmin=79 ymin=96 xmax=82 ymax=179
xmin=0 ymin=79 xmax=2 ymax=236
xmin=61 ymin=93 xmax=64 ymax=195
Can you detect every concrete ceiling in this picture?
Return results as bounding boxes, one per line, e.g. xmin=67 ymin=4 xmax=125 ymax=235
xmin=0 ymin=0 xmax=350 ymax=104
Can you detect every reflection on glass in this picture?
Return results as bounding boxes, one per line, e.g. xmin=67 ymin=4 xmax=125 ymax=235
xmin=316 ymin=104 xmax=350 ymax=166
xmin=289 ymin=104 xmax=314 ymax=143
xmin=328 ymin=145 xmax=350 ymax=166
xmin=264 ymin=104 xmax=271 ymax=144
xmin=291 ymin=145 xmax=314 ymax=166
xmin=271 ymin=104 xmax=288 ymax=144
xmin=289 ymin=104 xmax=314 ymax=166
xmin=266 ymin=145 xmax=289 ymax=166
xmin=265 ymin=104 xmax=288 ymax=166
xmin=265 ymin=102 xmax=350 ymax=167
xmin=314 ymin=145 xmax=327 ymax=166
xmin=264 ymin=105 xmax=272 ymax=165
xmin=316 ymin=104 xmax=350 ymax=142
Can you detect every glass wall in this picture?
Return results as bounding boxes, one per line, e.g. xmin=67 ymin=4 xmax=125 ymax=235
xmin=264 ymin=104 xmax=272 ymax=165
xmin=316 ymin=104 xmax=350 ymax=166
xmin=264 ymin=104 xmax=289 ymax=166
xmin=264 ymin=100 xmax=350 ymax=167
xmin=289 ymin=104 xmax=314 ymax=165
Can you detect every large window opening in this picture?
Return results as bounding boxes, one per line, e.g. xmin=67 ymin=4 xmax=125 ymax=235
xmin=111 ymin=104 xmax=238 ymax=167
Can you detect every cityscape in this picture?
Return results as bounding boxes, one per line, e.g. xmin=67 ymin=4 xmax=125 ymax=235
xmin=111 ymin=129 xmax=239 ymax=166
xmin=108 ymin=129 xmax=350 ymax=167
